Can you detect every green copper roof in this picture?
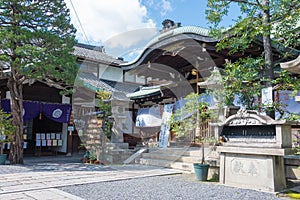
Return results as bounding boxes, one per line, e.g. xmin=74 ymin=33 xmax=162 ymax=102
xmin=126 ymin=86 xmax=161 ymax=99
xmin=144 ymin=26 xmax=211 ymax=50
xmin=173 ymin=26 xmax=210 ymax=36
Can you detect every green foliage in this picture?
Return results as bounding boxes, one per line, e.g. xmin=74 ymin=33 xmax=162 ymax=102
xmin=96 ymin=90 xmax=112 ymax=139
xmin=0 ymin=0 xmax=78 ymax=87
xmin=97 ymin=90 xmax=112 ymax=100
xmin=285 ymin=113 xmax=300 ymax=121
xmin=88 ymin=151 xmax=97 ymax=161
xmin=0 ymin=110 xmax=15 ymax=154
xmin=168 ymin=93 xmax=214 ymax=164
xmin=206 ymin=0 xmax=300 ymax=114
xmin=224 ymin=58 xmax=264 ymax=109
xmin=0 ymin=0 xmax=77 ymax=163
xmin=272 ymin=70 xmax=300 ymax=96
xmin=205 ymin=58 xmax=264 ymax=109
xmin=96 ymin=90 xmax=112 ymax=117
xmin=168 ymin=93 xmax=211 ymax=138
xmin=206 ymin=0 xmax=300 ymax=49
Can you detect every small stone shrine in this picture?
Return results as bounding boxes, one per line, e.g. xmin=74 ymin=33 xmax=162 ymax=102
xmin=213 ymin=109 xmax=294 ymax=192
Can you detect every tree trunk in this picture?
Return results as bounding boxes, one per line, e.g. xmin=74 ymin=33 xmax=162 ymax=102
xmin=7 ymin=76 xmax=24 ymax=164
xmin=262 ymin=4 xmax=274 ymax=82
xmin=262 ymin=0 xmax=275 ymax=119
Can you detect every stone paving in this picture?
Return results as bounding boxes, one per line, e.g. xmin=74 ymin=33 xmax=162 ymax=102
xmin=0 ymin=154 xmax=295 ymax=199
xmin=0 ymin=188 xmax=84 ymax=200
xmin=0 ymin=155 xmax=183 ymax=199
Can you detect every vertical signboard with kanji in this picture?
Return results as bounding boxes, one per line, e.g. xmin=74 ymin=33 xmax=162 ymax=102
xmin=158 ymin=104 xmax=173 ymax=148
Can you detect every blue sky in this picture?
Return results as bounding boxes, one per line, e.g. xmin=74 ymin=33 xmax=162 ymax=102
xmin=66 ymin=0 xmax=241 ymax=59
xmin=143 ymin=0 xmax=240 ymax=28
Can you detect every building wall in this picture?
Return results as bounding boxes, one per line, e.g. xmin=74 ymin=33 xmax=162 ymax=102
xmin=98 ymin=63 xmax=123 ymax=82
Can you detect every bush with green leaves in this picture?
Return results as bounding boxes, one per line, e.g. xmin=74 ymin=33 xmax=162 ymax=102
xmin=168 ymin=93 xmax=217 ymax=164
xmin=206 ymin=0 xmax=300 ymax=120
xmin=0 ymin=110 xmax=15 ymax=155
xmin=168 ymin=93 xmax=211 ymax=138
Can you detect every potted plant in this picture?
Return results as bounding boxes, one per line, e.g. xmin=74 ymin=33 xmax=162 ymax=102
xmin=0 ymin=110 xmax=14 ymax=165
xmin=193 ymin=136 xmax=217 ymax=181
xmin=168 ymin=92 xmax=214 ymax=181
xmin=88 ymin=151 xmax=97 ymax=164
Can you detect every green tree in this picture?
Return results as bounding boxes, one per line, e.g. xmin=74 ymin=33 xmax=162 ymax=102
xmin=0 ymin=0 xmax=77 ymax=164
xmin=0 ymin=110 xmax=15 ymax=155
xmin=168 ymin=93 xmax=213 ymax=164
xmin=169 ymin=93 xmax=211 ymax=137
xmin=206 ymin=0 xmax=300 ymax=116
xmin=96 ymin=90 xmax=112 ymax=139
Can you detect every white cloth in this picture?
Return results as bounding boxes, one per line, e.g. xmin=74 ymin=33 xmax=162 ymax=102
xmin=136 ymin=106 xmax=162 ymax=127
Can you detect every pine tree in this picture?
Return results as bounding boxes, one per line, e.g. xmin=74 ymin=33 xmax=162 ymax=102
xmin=0 ymin=0 xmax=77 ymax=164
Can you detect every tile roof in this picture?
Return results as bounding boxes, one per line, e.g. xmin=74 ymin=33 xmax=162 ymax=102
xmin=101 ymin=79 xmax=141 ymax=94
xmin=77 ymin=72 xmax=141 ymax=101
xmin=78 ymin=72 xmax=115 ymax=92
xmin=74 ymin=43 xmax=124 ymax=65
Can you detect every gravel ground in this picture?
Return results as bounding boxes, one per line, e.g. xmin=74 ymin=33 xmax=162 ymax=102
xmin=60 ymin=174 xmax=280 ymax=200
xmin=0 ymin=156 xmax=286 ymax=199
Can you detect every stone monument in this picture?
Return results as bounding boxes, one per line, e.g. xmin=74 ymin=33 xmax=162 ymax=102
xmin=212 ymin=109 xmax=294 ymax=192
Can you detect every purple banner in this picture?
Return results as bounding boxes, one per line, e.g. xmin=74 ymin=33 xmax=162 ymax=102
xmin=42 ymin=103 xmax=72 ymax=123
xmin=23 ymin=101 xmax=41 ymax=122
xmin=1 ymin=99 xmax=72 ymax=123
xmin=1 ymin=99 xmax=11 ymax=113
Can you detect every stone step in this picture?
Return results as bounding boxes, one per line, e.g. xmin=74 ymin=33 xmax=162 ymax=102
xmin=123 ymin=148 xmax=148 ymax=164
xmin=141 ymin=152 xmax=219 ymax=164
xmin=178 ymin=156 xmax=202 ymax=163
xmin=139 ymin=158 xmax=219 ymax=179
xmin=137 ymin=147 xmax=220 ymax=175
xmin=145 ymin=148 xmax=218 ymax=159
xmin=148 ymin=147 xmax=196 ymax=154
xmin=148 ymin=147 xmax=216 ymax=157
xmin=139 ymin=158 xmax=193 ymax=172
xmin=141 ymin=152 xmax=203 ymax=163
xmin=142 ymin=153 xmax=186 ymax=161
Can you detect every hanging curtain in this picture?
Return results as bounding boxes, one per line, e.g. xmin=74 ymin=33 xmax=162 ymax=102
xmin=1 ymin=99 xmax=72 ymax=123
xmin=42 ymin=103 xmax=72 ymax=123
xmin=23 ymin=101 xmax=41 ymax=122
xmin=1 ymin=99 xmax=11 ymax=113
xmin=136 ymin=105 xmax=162 ymax=127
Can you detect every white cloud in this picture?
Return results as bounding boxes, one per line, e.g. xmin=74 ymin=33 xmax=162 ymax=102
xmin=141 ymin=0 xmax=173 ymax=17
xmin=161 ymin=0 xmax=173 ymax=16
xmin=103 ymin=27 xmax=157 ymax=60
xmin=143 ymin=0 xmax=154 ymax=7
xmin=65 ymin=0 xmax=157 ymax=49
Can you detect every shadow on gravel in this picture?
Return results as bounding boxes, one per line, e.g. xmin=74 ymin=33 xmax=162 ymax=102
xmin=0 ymin=154 xmax=174 ymax=174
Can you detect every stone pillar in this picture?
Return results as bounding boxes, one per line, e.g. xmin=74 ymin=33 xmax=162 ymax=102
xmin=295 ymin=96 xmax=300 ymax=104
xmin=111 ymin=117 xmax=125 ymax=143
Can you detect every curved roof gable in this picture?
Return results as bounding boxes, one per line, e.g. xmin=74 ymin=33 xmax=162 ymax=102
xmin=121 ymin=26 xmax=216 ymax=70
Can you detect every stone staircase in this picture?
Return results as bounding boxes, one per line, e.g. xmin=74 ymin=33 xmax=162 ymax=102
xmin=135 ymin=147 xmax=220 ymax=178
xmin=103 ymin=143 xmax=136 ymax=164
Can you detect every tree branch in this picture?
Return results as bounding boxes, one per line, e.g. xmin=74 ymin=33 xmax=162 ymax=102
xmin=229 ymin=0 xmax=258 ymax=6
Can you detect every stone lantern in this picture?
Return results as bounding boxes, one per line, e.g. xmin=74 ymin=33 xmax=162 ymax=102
xmin=280 ymin=55 xmax=300 ymax=103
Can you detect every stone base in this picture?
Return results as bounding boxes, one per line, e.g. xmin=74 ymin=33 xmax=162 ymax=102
xmin=286 ymin=166 xmax=300 ymax=179
xmin=208 ymin=166 xmax=219 ymax=180
xmin=219 ymin=147 xmax=287 ymax=192
xmin=106 ymin=142 xmax=129 ymax=149
xmin=106 ymin=149 xmax=134 ymax=164
xmin=285 ymin=155 xmax=300 ymax=179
